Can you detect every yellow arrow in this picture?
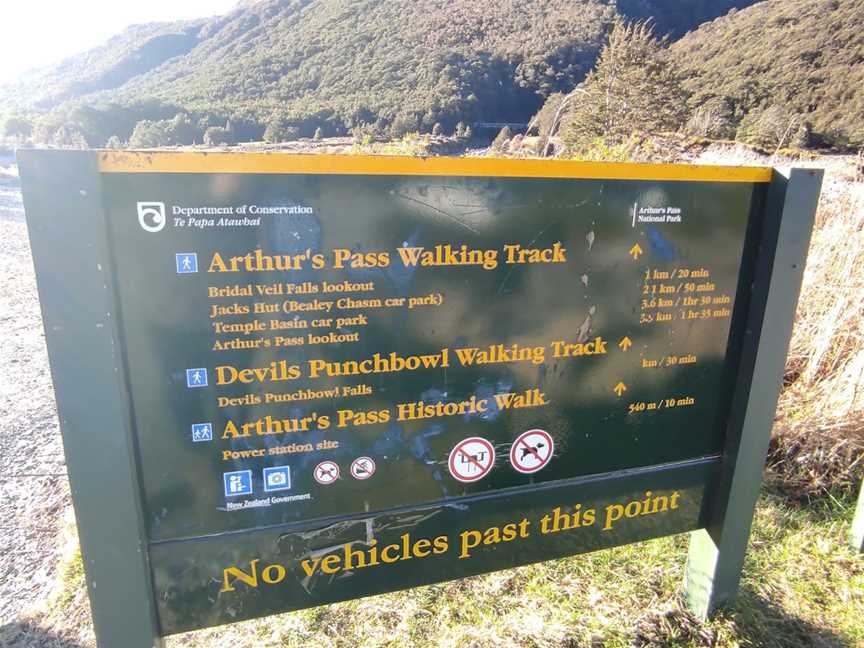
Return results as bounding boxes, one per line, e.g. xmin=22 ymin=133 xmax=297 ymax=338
xmin=618 ymin=336 xmax=632 ymax=351
xmin=629 ymin=243 xmax=643 ymax=260
xmin=614 ymin=382 xmax=627 ymax=397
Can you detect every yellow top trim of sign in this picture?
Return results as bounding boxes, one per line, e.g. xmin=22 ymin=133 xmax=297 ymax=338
xmin=97 ymin=151 xmax=773 ymax=183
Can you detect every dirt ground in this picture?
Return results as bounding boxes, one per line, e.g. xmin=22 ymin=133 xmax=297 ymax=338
xmin=0 ymin=160 xmax=75 ymax=627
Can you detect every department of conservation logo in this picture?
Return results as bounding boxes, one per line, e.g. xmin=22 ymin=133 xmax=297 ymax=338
xmin=137 ymin=202 xmax=166 ymax=233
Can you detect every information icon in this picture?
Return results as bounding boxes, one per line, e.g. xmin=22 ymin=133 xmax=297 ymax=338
xmin=510 ymin=429 xmax=554 ymax=474
xmin=350 ymin=456 xmax=376 ymax=480
xmin=223 ymin=470 xmax=252 ymax=497
xmin=313 ymin=460 xmax=340 ymax=485
xmin=448 ymin=437 xmax=495 ymax=483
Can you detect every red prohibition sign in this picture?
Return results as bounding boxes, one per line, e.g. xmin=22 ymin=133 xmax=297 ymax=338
xmin=350 ymin=456 xmax=376 ymax=480
xmin=448 ymin=437 xmax=495 ymax=483
xmin=314 ymin=460 xmax=340 ymax=485
xmin=510 ymin=429 xmax=554 ymax=474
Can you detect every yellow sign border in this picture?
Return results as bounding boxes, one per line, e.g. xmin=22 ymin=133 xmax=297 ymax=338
xmin=97 ymin=151 xmax=772 ymax=183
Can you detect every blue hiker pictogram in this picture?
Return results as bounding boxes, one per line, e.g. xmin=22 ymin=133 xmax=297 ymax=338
xmin=175 ymin=253 xmax=198 ymax=273
xmin=186 ymin=368 xmax=208 ymax=388
xmin=191 ymin=423 xmax=213 ymax=442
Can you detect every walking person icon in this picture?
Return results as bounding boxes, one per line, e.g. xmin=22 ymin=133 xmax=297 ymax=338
xmin=186 ymin=368 xmax=208 ymax=388
xmin=175 ymin=253 xmax=198 ymax=273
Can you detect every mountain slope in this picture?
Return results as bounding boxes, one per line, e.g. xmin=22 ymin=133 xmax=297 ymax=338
xmin=86 ymin=0 xmax=618 ymax=133
xmin=2 ymin=20 xmax=205 ymax=111
xmin=670 ymin=0 xmax=864 ymax=148
xmin=1 ymin=0 xmax=768 ymax=145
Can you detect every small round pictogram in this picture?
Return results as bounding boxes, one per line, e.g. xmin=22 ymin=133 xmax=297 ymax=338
xmin=510 ymin=429 xmax=554 ymax=474
xmin=313 ymin=460 xmax=340 ymax=485
xmin=448 ymin=437 xmax=495 ymax=483
xmin=350 ymin=456 xmax=376 ymax=480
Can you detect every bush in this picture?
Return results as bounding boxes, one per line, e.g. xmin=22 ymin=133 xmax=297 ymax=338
xmin=263 ymin=118 xmax=300 ymax=143
xmin=2 ymin=116 xmax=32 ymax=140
xmin=51 ymin=125 xmax=89 ymax=149
xmin=492 ymin=125 xmax=512 ymax=151
xmin=128 ymin=113 xmax=198 ymax=147
xmin=561 ymin=19 xmax=689 ymax=155
xmin=203 ymin=126 xmax=234 ymax=146
xmin=389 ymin=113 xmax=420 ymax=139
xmin=684 ymin=97 xmax=736 ymax=140
xmin=313 ymin=127 xmax=323 ymax=140
xmin=736 ymin=105 xmax=804 ymax=152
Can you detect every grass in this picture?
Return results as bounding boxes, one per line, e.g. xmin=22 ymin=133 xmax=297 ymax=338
xmin=163 ymin=491 xmax=863 ymax=648
xmin=770 ymin=156 xmax=864 ymax=499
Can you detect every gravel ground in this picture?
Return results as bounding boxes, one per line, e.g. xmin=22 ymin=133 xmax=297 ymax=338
xmin=0 ymin=161 xmax=74 ymax=631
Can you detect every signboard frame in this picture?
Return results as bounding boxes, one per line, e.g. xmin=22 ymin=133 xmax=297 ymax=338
xmin=18 ymin=150 xmax=822 ymax=647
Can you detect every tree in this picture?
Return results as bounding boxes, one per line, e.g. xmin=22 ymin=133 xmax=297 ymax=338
xmin=263 ymin=118 xmax=300 ymax=143
xmin=492 ymin=126 xmax=512 ymax=151
xmin=454 ymin=122 xmax=466 ymax=138
xmin=51 ymin=124 xmax=89 ymax=149
xmin=105 ymin=135 xmax=124 ymax=149
xmin=736 ymin=105 xmax=805 ymax=152
xmin=431 ymin=122 xmax=442 ymax=137
xmin=684 ymin=97 xmax=736 ymax=140
xmin=313 ymin=127 xmax=323 ymax=140
xmin=128 ymin=119 xmax=172 ymax=148
xmin=204 ymin=126 xmax=234 ymax=146
xmin=562 ymin=19 xmax=689 ymax=154
xmin=2 ymin=116 xmax=32 ymax=140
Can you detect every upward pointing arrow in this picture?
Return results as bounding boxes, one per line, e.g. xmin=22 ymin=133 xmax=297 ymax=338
xmin=619 ymin=336 xmax=632 ymax=351
xmin=629 ymin=243 xmax=643 ymax=260
xmin=614 ymin=382 xmax=627 ymax=397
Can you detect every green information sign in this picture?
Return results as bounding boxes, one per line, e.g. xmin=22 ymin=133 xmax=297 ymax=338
xmin=19 ymin=151 xmax=822 ymax=646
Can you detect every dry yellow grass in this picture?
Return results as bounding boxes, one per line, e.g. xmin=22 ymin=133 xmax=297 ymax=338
xmin=771 ymin=160 xmax=864 ymax=497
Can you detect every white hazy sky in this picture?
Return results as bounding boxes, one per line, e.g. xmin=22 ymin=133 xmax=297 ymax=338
xmin=0 ymin=1 xmax=239 ymax=84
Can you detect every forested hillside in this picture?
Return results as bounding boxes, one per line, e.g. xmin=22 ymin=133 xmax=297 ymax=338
xmin=670 ymin=0 xmax=864 ymax=149
xmin=0 ymin=0 xmax=766 ymax=147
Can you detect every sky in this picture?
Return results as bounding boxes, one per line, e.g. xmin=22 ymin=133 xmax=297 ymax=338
xmin=0 ymin=1 xmax=239 ymax=84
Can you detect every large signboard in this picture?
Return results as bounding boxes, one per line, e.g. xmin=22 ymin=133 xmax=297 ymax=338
xmin=19 ymin=151 xmax=821 ymax=645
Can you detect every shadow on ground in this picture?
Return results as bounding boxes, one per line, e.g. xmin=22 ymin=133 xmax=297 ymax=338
xmin=633 ymin=588 xmax=849 ymax=648
xmin=0 ymin=621 xmax=90 ymax=648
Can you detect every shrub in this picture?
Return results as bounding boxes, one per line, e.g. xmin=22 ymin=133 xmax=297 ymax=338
xmin=684 ymin=97 xmax=736 ymax=140
xmin=203 ymin=126 xmax=234 ymax=146
xmin=736 ymin=105 xmax=803 ymax=152
xmin=492 ymin=125 xmax=512 ymax=151
xmin=561 ymin=19 xmax=689 ymax=155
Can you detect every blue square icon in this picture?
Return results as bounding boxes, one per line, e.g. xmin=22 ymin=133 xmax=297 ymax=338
xmin=263 ymin=466 xmax=291 ymax=492
xmin=191 ymin=423 xmax=213 ymax=442
xmin=186 ymin=368 xmax=208 ymax=388
xmin=176 ymin=253 xmax=198 ymax=273
xmin=223 ymin=470 xmax=253 ymax=497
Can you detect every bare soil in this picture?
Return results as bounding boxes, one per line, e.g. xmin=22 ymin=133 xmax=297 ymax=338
xmin=0 ymin=159 xmax=74 ymax=631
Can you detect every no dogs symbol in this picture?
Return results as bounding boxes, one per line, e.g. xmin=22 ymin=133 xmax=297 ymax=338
xmin=314 ymin=460 xmax=340 ymax=485
xmin=448 ymin=437 xmax=495 ymax=483
xmin=510 ymin=429 xmax=554 ymax=474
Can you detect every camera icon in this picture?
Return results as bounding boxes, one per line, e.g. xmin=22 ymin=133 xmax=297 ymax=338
xmin=263 ymin=466 xmax=291 ymax=492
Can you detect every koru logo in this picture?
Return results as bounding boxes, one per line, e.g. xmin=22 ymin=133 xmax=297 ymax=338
xmin=137 ymin=202 xmax=166 ymax=233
